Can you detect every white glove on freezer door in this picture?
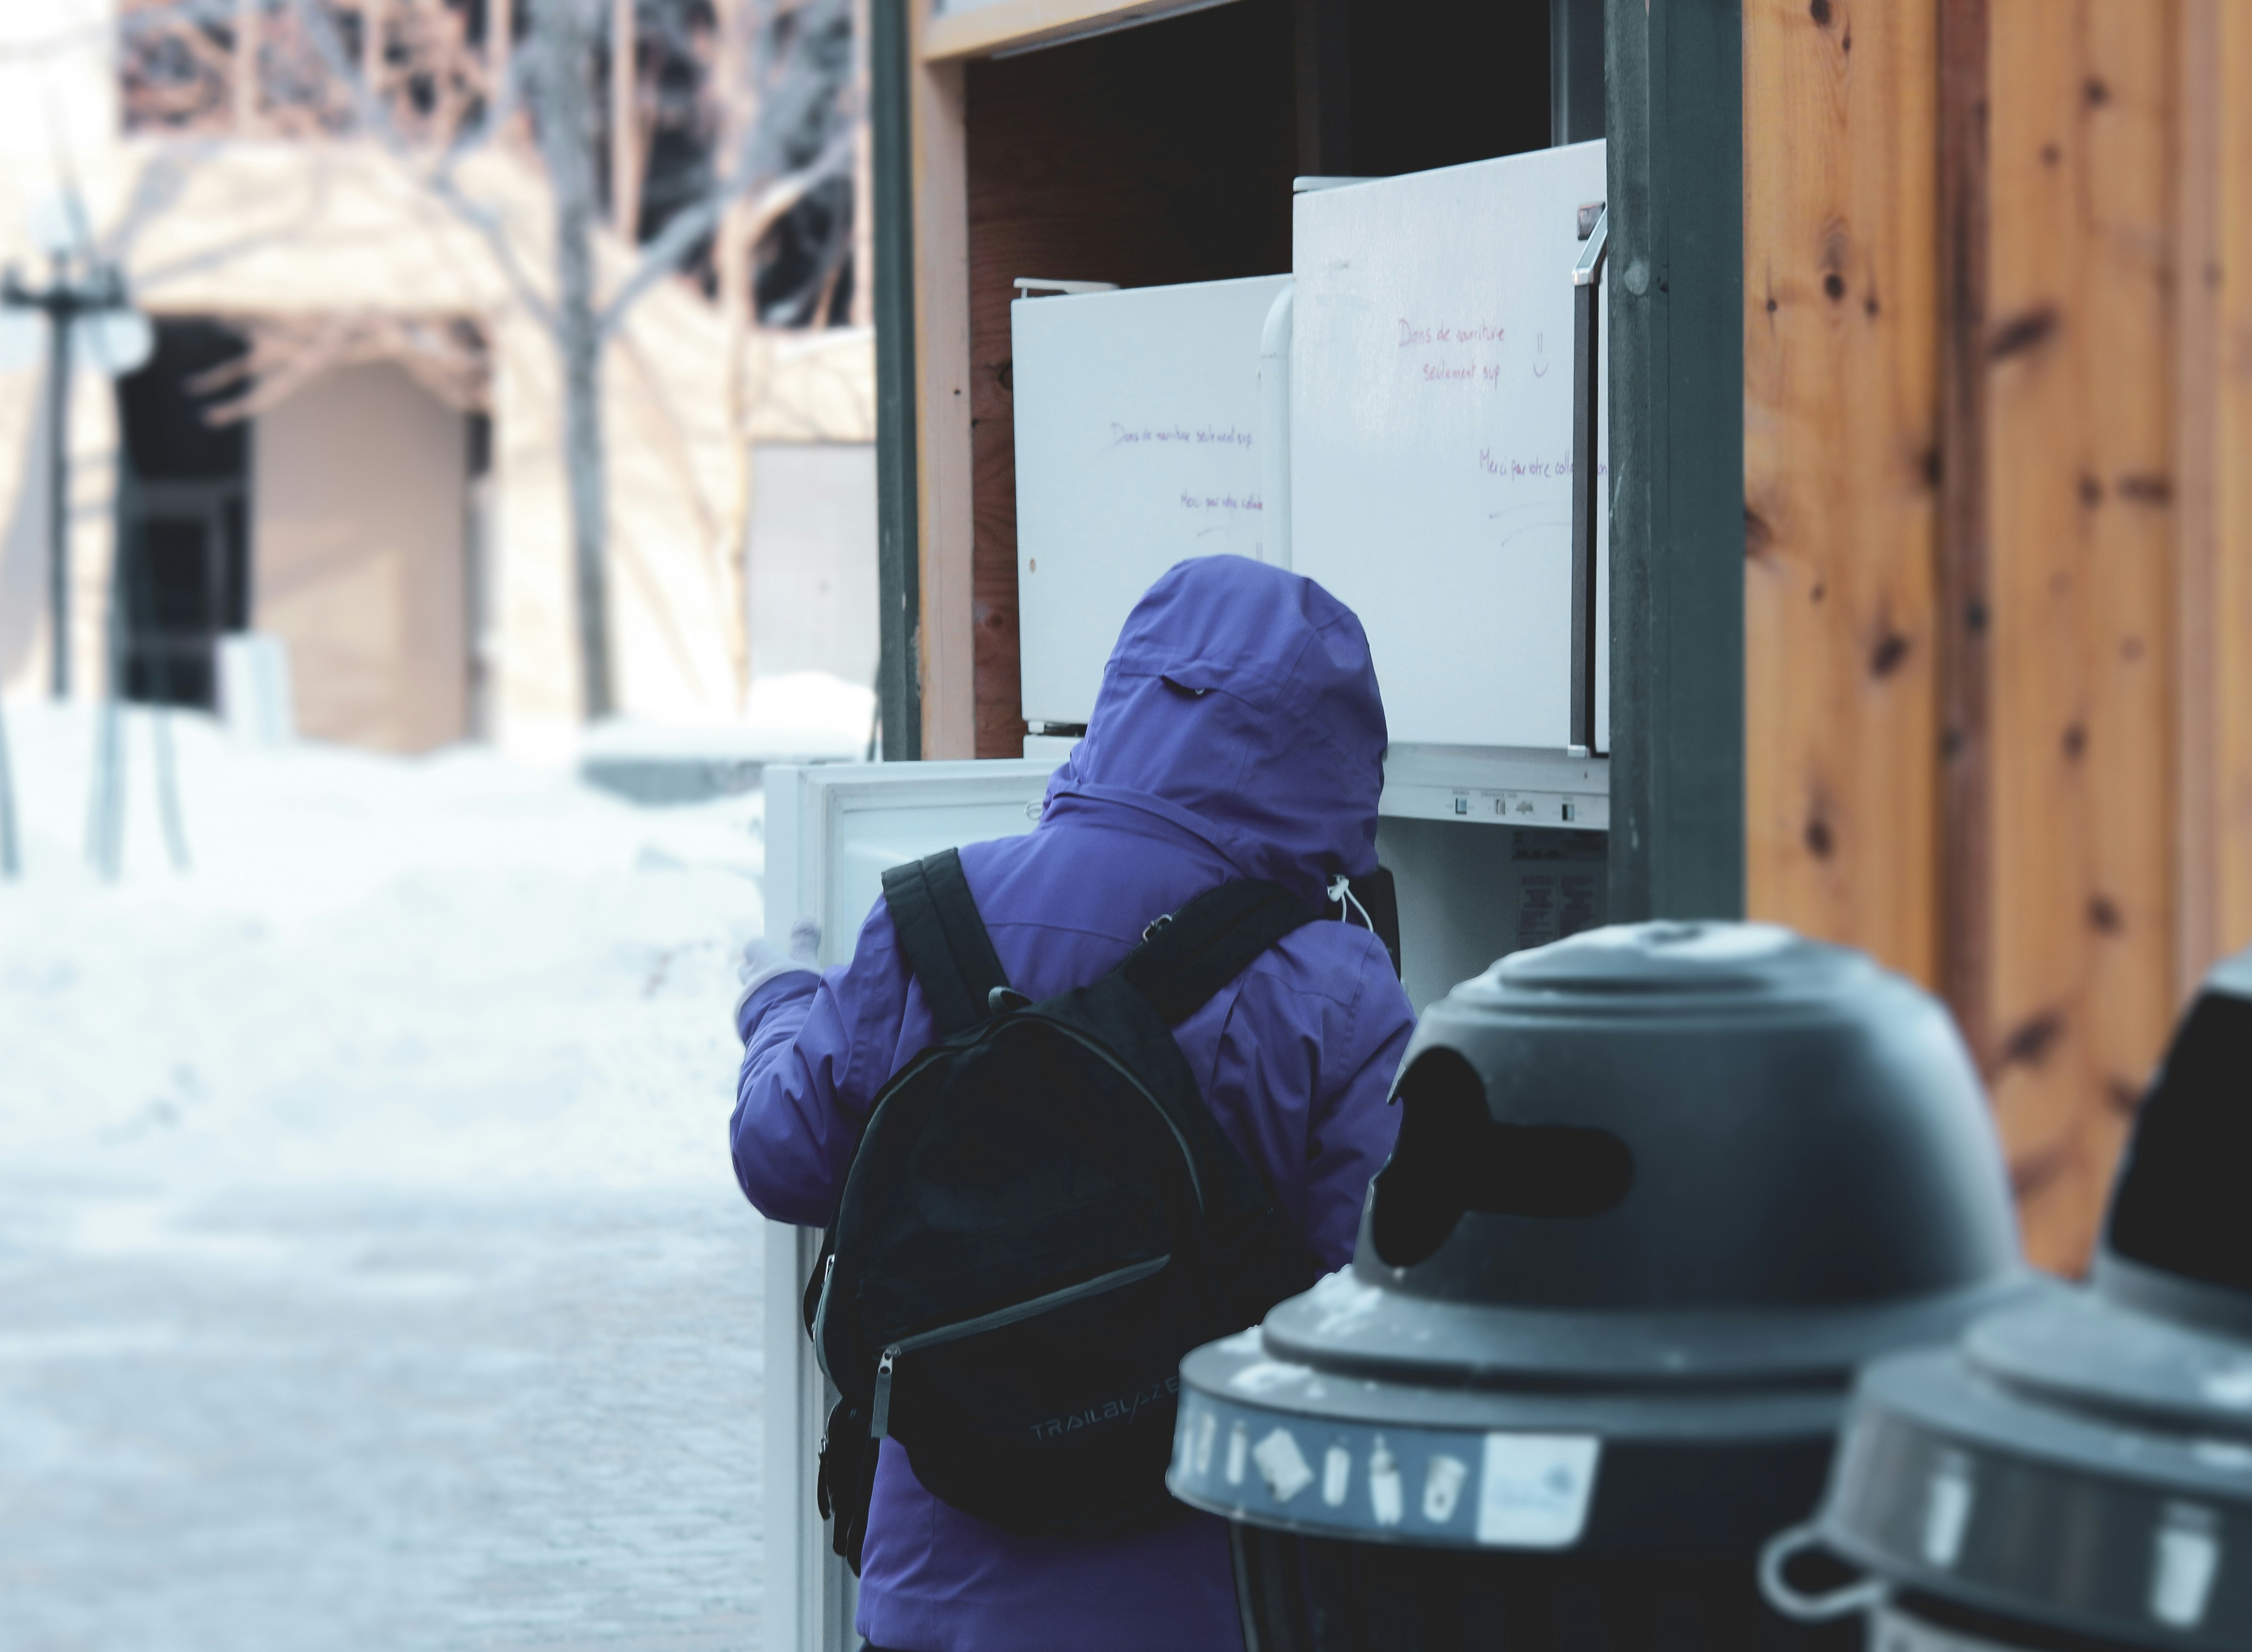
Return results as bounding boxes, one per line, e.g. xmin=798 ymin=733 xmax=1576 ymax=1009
xmin=733 ymin=918 xmax=821 ymax=1035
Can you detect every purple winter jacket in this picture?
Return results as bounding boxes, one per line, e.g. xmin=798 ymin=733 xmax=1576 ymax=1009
xmin=731 ymin=556 xmax=1415 ymax=1652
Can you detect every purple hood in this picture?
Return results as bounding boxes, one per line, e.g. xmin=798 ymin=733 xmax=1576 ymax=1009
xmin=1043 ymin=555 xmax=1388 ymax=906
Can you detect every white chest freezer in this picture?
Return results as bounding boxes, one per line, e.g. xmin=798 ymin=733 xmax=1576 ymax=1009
xmin=1011 ymin=274 xmax=1292 ymax=728
xmin=757 ymin=757 xmax=1060 ymax=1652
xmin=1291 ymin=141 xmax=1611 ymax=753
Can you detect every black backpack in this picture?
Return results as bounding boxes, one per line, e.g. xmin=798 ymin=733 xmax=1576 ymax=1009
xmin=807 ymin=849 xmax=1325 ymax=1568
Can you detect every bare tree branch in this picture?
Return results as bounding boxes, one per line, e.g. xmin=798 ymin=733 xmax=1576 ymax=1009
xmin=277 ymin=0 xmax=559 ymax=330
xmin=597 ymin=116 xmax=851 ymax=337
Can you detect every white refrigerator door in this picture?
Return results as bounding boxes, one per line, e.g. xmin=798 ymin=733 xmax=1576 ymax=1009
xmin=757 ymin=758 xmax=1059 ymax=1652
xmin=1012 ymin=274 xmax=1293 ymax=727
xmin=1291 ymin=142 xmax=1610 ymax=752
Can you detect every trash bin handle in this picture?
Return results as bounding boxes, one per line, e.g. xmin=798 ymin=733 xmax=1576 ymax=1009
xmin=1758 ymin=1523 xmax=1888 ymax=1622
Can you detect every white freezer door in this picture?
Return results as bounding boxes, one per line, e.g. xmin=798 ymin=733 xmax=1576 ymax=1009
xmin=757 ymin=757 xmax=1059 ymax=1652
xmin=764 ymin=758 xmax=1061 ymax=963
xmin=1291 ymin=141 xmax=1610 ymax=752
xmin=1012 ymin=274 xmax=1293 ymax=727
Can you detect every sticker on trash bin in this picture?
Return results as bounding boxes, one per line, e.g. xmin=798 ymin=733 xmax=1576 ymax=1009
xmin=1253 ymin=1427 xmax=1315 ymax=1503
xmin=1322 ymin=1443 xmax=1352 ymax=1507
xmin=1475 ymin=1432 xmax=1600 ymax=1547
xmin=2150 ymin=1502 xmax=2221 ymax=1630
xmin=1421 ymin=1454 xmax=1469 ymax=1522
xmin=1369 ymin=1436 xmax=1404 ymax=1526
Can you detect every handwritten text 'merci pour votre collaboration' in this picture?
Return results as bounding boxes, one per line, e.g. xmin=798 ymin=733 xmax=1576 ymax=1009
xmin=1180 ymin=492 xmax=1262 ymax=513
xmin=1479 ymin=452 xmax=1608 ymax=481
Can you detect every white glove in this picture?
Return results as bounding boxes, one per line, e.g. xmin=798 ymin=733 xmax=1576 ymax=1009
xmin=732 ymin=918 xmax=822 ymax=1034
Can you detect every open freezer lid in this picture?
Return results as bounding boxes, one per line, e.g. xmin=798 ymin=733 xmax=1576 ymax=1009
xmin=763 ymin=759 xmax=1062 ymax=968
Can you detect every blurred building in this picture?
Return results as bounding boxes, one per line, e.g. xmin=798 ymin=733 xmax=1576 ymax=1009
xmin=0 ymin=0 xmax=875 ymax=754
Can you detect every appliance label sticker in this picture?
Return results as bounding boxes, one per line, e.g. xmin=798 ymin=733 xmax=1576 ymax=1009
xmin=1475 ymin=1432 xmax=1601 ymax=1548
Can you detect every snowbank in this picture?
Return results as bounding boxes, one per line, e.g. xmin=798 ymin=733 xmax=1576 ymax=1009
xmin=0 ymin=700 xmax=766 ymax=1193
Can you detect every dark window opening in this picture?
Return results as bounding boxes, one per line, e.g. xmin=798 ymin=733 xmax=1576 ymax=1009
xmin=115 ymin=322 xmax=252 ymax=710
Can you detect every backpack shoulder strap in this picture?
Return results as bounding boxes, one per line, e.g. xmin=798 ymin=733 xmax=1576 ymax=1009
xmin=881 ymin=849 xmax=1010 ymax=1038
xmin=1119 ymin=879 xmax=1316 ymax=1026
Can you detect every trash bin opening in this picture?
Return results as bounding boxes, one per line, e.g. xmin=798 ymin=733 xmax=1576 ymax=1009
xmin=1371 ymin=1047 xmax=1634 ymax=1268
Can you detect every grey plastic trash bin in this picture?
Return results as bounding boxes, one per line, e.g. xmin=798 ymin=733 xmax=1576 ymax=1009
xmin=1764 ymin=947 xmax=2252 ymax=1652
xmin=1168 ymin=921 xmax=2040 ymax=1652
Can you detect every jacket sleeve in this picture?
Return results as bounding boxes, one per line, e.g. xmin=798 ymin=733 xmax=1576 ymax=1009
xmin=730 ymin=900 xmax=912 ymax=1228
xmin=1203 ymin=933 xmax=1415 ymax=1273
xmin=1297 ymin=946 xmax=1416 ymax=1267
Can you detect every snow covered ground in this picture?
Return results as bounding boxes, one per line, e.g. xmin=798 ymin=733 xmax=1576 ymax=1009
xmin=0 ymin=700 xmax=802 ymax=1650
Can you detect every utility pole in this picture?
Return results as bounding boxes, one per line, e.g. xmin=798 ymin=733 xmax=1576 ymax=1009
xmin=1 ymin=255 xmax=141 ymax=699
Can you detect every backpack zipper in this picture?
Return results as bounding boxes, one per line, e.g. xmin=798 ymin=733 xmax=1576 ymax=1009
xmin=810 ymin=1253 xmax=839 ymax=1384
xmin=869 ymin=1253 xmax=1171 ymax=1439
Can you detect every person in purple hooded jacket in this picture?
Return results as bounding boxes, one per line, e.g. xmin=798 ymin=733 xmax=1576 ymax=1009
xmin=730 ymin=555 xmax=1415 ymax=1652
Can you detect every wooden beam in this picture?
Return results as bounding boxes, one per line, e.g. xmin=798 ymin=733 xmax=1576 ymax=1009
xmin=2179 ymin=0 xmax=2252 ymax=980
xmin=1984 ymin=0 xmax=2178 ymax=1272
xmin=923 ymin=0 xmax=1238 ymax=62
xmin=1743 ymin=0 xmax=1942 ymax=986
xmin=2216 ymin=0 xmax=2252 ymax=964
xmin=910 ymin=0 xmax=978 ymax=758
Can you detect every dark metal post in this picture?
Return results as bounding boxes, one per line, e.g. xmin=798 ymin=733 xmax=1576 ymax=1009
xmin=1569 ymin=207 xmax=1607 ymax=754
xmin=1604 ymin=0 xmax=1744 ymax=920
xmin=47 ymin=289 xmax=74 ymax=699
xmin=870 ymin=0 xmax=922 ymax=762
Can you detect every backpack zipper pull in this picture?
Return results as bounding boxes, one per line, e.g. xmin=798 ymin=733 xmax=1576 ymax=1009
xmin=871 ymin=1346 xmax=900 ymax=1438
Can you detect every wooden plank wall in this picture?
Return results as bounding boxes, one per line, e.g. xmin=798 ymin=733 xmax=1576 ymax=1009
xmin=960 ymin=0 xmax=1296 ymax=757
xmin=1982 ymin=0 xmax=2178 ymax=1270
xmin=1743 ymin=0 xmax=1942 ymax=988
xmin=1748 ymin=0 xmax=2252 ymax=1272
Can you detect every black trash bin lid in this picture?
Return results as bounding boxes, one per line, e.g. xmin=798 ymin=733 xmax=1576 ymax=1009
xmin=1172 ymin=921 xmax=2039 ymax=1556
xmin=1802 ymin=950 xmax=2252 ymax=1651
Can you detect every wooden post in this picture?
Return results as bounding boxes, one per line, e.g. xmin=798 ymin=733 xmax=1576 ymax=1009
xmin=1743 ymin=0 xmax=1942 ymax=986
xmin=2176 ymin=0 xmax=2252 ymax=985
xmin=612 ymin=0 xmax=640 ymax=242
xmin=908 ymin=0 xmax=975 ymax=758
xmin=1983 ymin=0 xmax=2179 ymax=1271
